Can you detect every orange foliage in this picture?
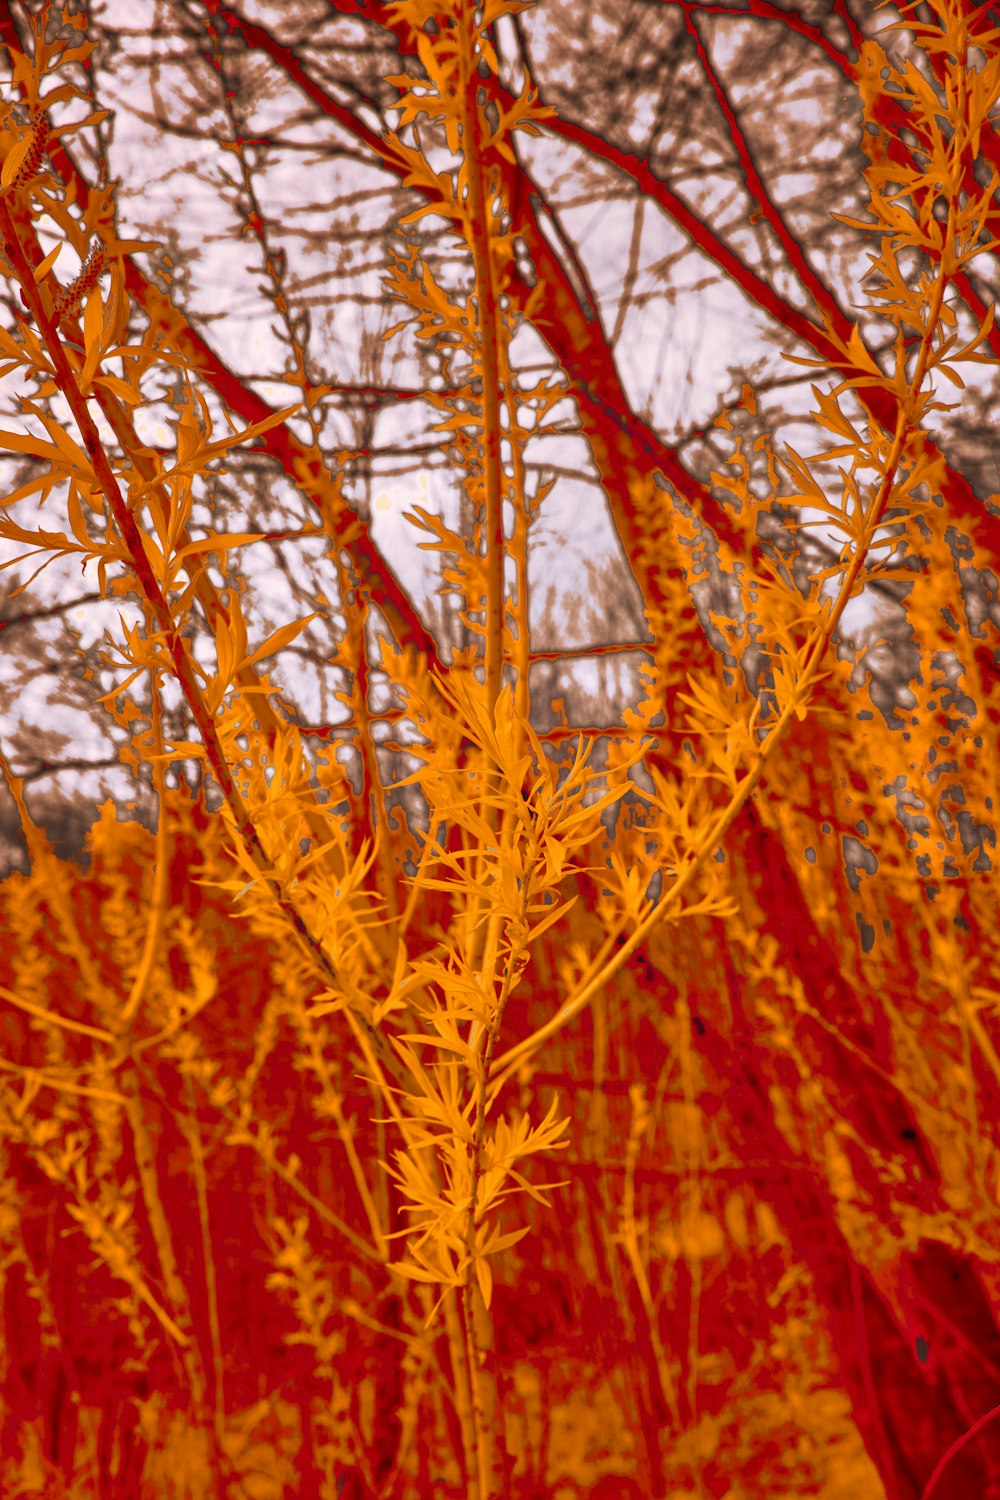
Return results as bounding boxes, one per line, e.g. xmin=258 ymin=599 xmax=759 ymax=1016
xmin=0 ymin=2 xmax=997 ymax=1498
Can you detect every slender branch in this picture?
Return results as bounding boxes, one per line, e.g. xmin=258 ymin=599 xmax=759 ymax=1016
xmin=919 ymin=1399 xmax=1000 ymax=1500
xmin=460 ymin=13 xmax=507 ymax=719
xmin=0 ymin=192 xmax=358 ymax=1025
xmin=491 ymin=204 xmax=958 ymax=1081
xmin=194 ymin=0 xmax=1000 ymax=627
xmin=0 ymin=6 xmax=442 ymax=674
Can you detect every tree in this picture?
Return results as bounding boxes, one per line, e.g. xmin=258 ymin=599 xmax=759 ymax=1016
xmin=0 ymin=1 xmax=997 ymax=1496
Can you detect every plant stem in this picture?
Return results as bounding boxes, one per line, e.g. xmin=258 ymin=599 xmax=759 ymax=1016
xmin=0 ymin=191 xmax=374 ymax=1032
xmin=461 ymin=851 xmax=529 ymax=1497
xmin=490 ymin=207 xmax=958 ymax=1083
xmin=461 ymin=4 xmax=506 ymax=719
